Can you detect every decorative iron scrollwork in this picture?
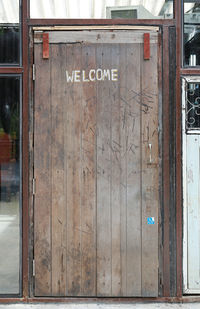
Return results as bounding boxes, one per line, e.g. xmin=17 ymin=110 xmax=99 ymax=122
xmin=186 ymin=83 xmax=200 ymax=129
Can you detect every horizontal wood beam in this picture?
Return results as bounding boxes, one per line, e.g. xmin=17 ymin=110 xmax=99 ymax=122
xmin=28 ymin=19 xmax=175 ymax=27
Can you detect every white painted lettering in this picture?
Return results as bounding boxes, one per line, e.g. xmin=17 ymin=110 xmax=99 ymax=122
xmin=82 ymin=70 xmax=89 ymax=82
xmin=103 ymin=69 xmax=111 ymax=81
xmin=96 ymin=69 xmax=103 ymax=81
xmin=89 ymin=69 xmax=96 ymax=81
xmin=74 ymin=70 xmax=81 ymax=82
xmin=66 ymin=68 xmax=118 ymax=83
xmin=111 ymin=69 xmax=118 ymax=81
xmin=66 ymin=70 xmax=74 ymax=82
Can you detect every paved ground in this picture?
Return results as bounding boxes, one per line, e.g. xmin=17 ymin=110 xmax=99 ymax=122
xmin=1 ymin=303 xmax=200 ymax=309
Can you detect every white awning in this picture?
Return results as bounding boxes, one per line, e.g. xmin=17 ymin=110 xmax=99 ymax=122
xmin=0 ymin=0 xmax=175 ymax=23
xmin=0 ymin=0 xmax=19 ymax=23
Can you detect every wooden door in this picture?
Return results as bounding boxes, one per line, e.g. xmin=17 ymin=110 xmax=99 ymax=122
xmin=33 ymin=29 xmax=160 ymax=297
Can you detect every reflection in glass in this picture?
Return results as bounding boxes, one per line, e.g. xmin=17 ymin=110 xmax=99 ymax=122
xmin=184 ymin=1 xmax=200 ymax=66
xmin=30 ymin=0 xmax=173 ymax=19
xmin=0 ymin=0 xmax=20 ymax=64
xmin=0 ymin=77 xmax=20 ymax=294
xmin=186 ymin=83 xmax=200 ymax=129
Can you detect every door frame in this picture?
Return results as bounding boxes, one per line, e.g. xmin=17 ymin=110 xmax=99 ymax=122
xmin=29 ymin=25 xmax=163 ymax=298
xmin=0 ymin=0 xmax=184 ymax=301
xmin=182 ymin=76 xmax=188 ymax=294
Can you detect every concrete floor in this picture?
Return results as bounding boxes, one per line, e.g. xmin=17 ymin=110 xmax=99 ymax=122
xmin=0 ymin=197 xmax=20 ymax=294
xmin=1 ymin=303 xmax=200 ymax=309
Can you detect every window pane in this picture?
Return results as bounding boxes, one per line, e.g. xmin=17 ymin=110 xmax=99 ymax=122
xmin=30 ymin=0 xmax=173 ymax=19
xmin=184 ymin=1 xmax=200 ymax=66
xmin=0 ymin=76 xmax=21 ymax=294
xmin=0 ymin=0 xmax=20 ymax=64
xmin=186 ymin=83 xmax=200 ymax=129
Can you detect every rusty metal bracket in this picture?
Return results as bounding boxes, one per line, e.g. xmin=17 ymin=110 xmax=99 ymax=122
xmin=144 ymin=33 xmax=150 ymax=60
xmin=43 ymin=33 xmax=49 ymax=59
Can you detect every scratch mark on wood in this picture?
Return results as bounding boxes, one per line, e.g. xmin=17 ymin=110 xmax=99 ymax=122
xmin=58 ymin=219 xmax=63 ymax=225
xmin=74 ymin=228 xmax=93 ymax=235
xmin=123 ymin=108 xmax=126 ymax=129
xmin=90 ymin=127 xmax=95 ymax=135
xmin=129 ymin=144 xmax=135 ymax=154
xmin=132 ymin=118 xmax=135 ymax=132
xmin=113 ymin=140 xmax=122 ymax=148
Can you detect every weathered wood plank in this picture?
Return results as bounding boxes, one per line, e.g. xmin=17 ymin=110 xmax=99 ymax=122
xmin=34 ymin=30 xmax=158 ymax=44
xmin=96 ymin=44 xmax=112 ymax=296
xmin=66 ymin=44 xmax=82 ymax=296
xmin=141 ymin=41 xmax=159 ymax=297
xmin=51 ymin=44 xmax=66 ymax=296
xmin=33 ymin=26 xmax=159 ymax=32
xmin=126 ymin=43 xmax=142 ymax=296
xmin=34 ymin=44 xmax=52 ymax=296
xmin=80 ymin=44 xmax=97 ymax=296
xmin=110 ymin=44 xmax=121 ymax=296
xmin=119 ymin=44 xmax=128 ymax=296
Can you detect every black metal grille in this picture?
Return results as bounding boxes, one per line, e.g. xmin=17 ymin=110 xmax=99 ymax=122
xmin=186 ymin=83 xmax=200 ymax=129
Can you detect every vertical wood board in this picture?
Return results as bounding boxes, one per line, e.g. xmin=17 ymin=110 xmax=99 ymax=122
xmin=66 ymin=44 xmax=82 ymax=296
xmin=51 ymin=44 xmax=66 ymax=296
xmin=96 ymin=44 xmax=112 ymax=296
xmin=141 ymin=42 xmax=159 ymax=297
xmin=80 ymin=44 xmax=97 ymax=296
xmin=126 ymin=43 xmax=142 ymax=296
xmin=34 ymin=45 xmax=52 ymax=296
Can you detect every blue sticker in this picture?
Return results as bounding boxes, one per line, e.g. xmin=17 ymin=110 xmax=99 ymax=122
xmin=147 ymin=217 xmax=155 ymax=225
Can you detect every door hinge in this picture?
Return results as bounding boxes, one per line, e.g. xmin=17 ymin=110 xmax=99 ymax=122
xmin=33 ymin=259 xmax=35 ymax=277
xmin=32 ymin=178 xmax=36 ymax=195
xmin=33 ymin=64 xmax=36 ymax=81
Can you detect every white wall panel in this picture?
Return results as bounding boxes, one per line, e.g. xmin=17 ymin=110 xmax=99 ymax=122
xmin=186 ymin=135 xmax=200 ymax=290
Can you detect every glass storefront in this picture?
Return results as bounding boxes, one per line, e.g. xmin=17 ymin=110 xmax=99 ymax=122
xmin=184 ymin=1 xmax=200 ymax=66
xmin=0 ymin=76 xmax=21 ymax=294
xmin=0 ymin=0 xmax=20 ymax=64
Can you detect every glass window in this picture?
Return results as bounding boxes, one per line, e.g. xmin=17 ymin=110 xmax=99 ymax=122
xmin=30 ymin=0 xmax=173 ymax=19
xmin=184 ymin=1 xmax=200 ymax=66
xmin=0 ymin=76 xmax=21 ymax=295
xmin=0 ymin=0 xmax=20 ymax=64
